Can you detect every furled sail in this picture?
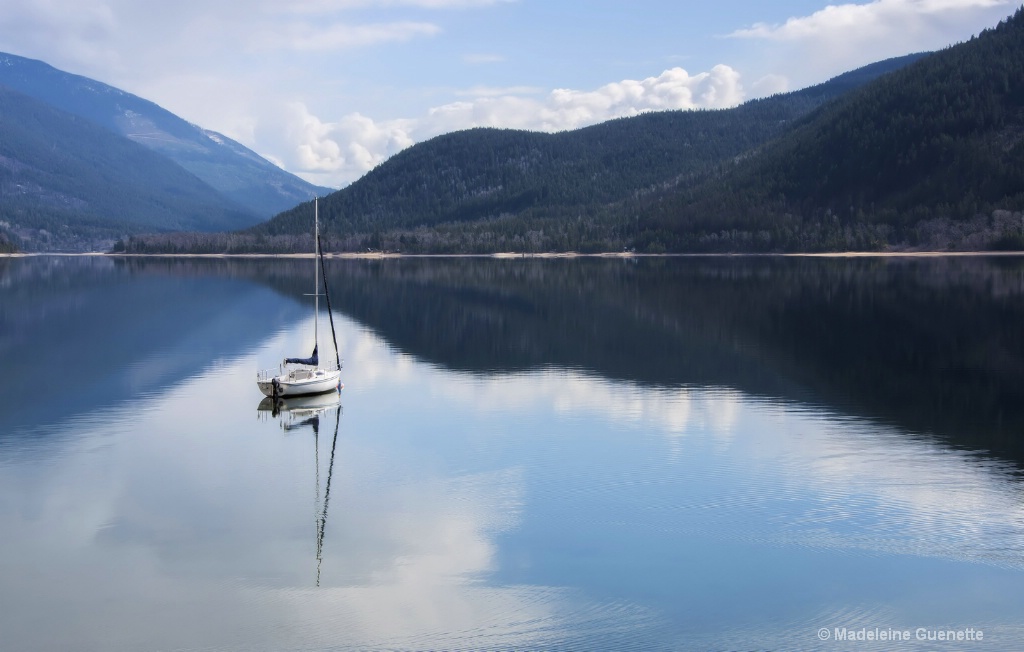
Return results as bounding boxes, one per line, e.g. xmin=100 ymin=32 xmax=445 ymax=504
xmin=285 ymin=344 xmax=319 ymax=366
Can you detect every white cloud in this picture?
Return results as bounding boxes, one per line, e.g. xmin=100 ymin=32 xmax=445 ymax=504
xmin=542 ymin=65 xmax=744 ymax=125
xmin=7 ymin=0 xmax=1012 ymax=192
xmin=258 ymin=103 xmax=415 ymax=186
xmin=0 ymin=0 xmax=121 ymax=71
xmin=730 ymin=0 xmax=1011 ymax=41
xmin=750 ymin=74 xmax=789 ymax=97
xmin=455 ymin=85 xmax=543 ymax=97
xmin=283 ymin=0 xmax=515 ymax=12
xmin=462 ymin=52 xmax=506 ymax=64
xmin=248 ymin=20 xmax=441 ymax=52
xmin=728 ymin=0 xmax=1014 ymax=98
xmin=277 ymin=65 xmax=745 ymax=187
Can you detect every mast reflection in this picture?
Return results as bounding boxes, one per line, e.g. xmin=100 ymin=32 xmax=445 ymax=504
xmin=258 ymin=391 xmax=343 ymax=586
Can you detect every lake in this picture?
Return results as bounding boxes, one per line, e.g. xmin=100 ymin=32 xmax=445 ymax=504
xmin=2 ymin=254 xmax=1024 ymax=651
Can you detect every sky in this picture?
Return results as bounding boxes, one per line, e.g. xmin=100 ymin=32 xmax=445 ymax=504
xmin=0 ymin=0 xmax=1017 ymax=188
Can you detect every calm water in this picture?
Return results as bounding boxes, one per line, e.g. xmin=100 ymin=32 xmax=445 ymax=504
xmin=2 ymin=254 xmax=1024 ymax=651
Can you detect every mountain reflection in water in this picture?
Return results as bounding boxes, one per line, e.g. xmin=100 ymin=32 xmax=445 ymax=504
xmin=309 ymin=255 xmax=1024 ymax=467
xmin=2 ymin=254 xmax=1023 ymax=651
xmin=5 ymin=254 xmax=1020 ymax=464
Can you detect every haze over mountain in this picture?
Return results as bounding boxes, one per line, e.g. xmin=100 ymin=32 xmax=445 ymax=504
xmin=6 ymin=48 xmax=919 ymax=253
xmin=0 ymin=53 xmax=331 ymax=217
xmin=185 ymin=9 xmax=1022 ymax=255
xmin=9 ymin=9 xmax=1024 ymax=255
xmin=220 ymin=53 xmax=928 ymax=254
xmin=0 ymin=85 xmax=260 ymax=251
xmin=636 ymin=8 xmax=1024 ymax=252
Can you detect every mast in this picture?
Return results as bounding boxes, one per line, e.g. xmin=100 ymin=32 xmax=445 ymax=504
xmin=317 ymin=231 xmax=343 ymax=371
xmin=314 ymin=198 xmax=320 ymax=350
xmin=316 ymin=404 xmax=341 ymax=586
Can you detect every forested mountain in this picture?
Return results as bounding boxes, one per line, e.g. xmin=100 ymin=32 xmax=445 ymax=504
xmin=0 ymin=85 xmax=257 ymax=250
xmin=118 ymin=8 xmax=1024 ymax=255
xmin=0 ymin=53 xmax=330 ymax=219
xmin=235 ymin=54 xmax=924 ymax=254
xmin=637 ymin=9 xmax=1024 ymax=252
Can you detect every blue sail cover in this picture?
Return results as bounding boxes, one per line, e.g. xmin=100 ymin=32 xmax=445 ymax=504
xmin=285 ymin=344 xmax=319 ymax=366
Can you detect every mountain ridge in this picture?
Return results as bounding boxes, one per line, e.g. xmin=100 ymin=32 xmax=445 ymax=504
xmin=235 ymin=53 xmax=927 ymax=254
xmin=634 ymin=9 xmax=1024 ymax=251
xmin=11 ymin=14 xmax=1023 ymax=256
xmin=0 ymin=84 xmax=260 ymax=250
xmin=0 ymin=52 xmax=331 ymax=218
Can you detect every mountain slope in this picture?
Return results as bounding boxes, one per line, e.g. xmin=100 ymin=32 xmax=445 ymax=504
xmin=0 ymin=85 xmax=257 ymax=251
xmin=637 ymin=9 xmax=1024 ymax=251
xmin=250 ymin=54 xmax=925 ymax=252
xmin=0 ymin=52 xmax=331 ymax=218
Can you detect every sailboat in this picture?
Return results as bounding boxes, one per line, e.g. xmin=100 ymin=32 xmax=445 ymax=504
xmin=257 ymin=198 xmax=343 ymax=398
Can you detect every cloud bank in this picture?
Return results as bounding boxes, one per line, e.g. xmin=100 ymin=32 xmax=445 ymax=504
xmin=729 ymin=0 xmax=1015 ymax=88
xmin=730 ymin=0 xmax=1011 ymax=41
xmin=0 ymin=0 xmax=1015 ymax=189
xmin=248 ymin=20 xmax=441 ymax=52
xmin=272 ymin=65 xmax=745 ymax=187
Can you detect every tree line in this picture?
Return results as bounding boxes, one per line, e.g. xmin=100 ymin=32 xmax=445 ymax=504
xmin=120 ymin=12 xmax=1024 ymax=256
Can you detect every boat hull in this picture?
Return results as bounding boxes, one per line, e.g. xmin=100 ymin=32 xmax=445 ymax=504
xmin=257 ymin=368 xmax=342 ymax=397
xmin=257 ymin=392 xmax=342 ymax=414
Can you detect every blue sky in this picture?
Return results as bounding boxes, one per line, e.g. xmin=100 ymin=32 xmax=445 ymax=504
xmin=0 ymin=0 xmax=1017 ymax=187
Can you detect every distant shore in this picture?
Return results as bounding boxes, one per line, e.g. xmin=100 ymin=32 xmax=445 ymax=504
xmin=4 ymin=250 xmax=1024 ymax=259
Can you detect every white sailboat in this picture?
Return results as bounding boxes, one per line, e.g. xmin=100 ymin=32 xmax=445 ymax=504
xmin=257 ymin=198 xmax=343 ymax=398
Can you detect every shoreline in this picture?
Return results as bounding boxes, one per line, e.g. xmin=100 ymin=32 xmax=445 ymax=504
xmin=4 ymin=250 xmax=1024 ymax=259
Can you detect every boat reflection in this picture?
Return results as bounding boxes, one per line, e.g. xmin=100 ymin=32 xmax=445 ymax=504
xmin=257 ymin=390 xmax=342 ymax=422
xmin=257 ymin=390 xmax=343 ymax=586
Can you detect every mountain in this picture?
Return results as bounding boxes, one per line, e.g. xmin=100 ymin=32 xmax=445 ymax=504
xmin=0 ymin=53 xmax=331 ymax=219
xmin=0 ymin=230 xmax=15 ymax=253
xmin=636 ymin=9 xmax=1024 ymax=252
xmin=0 ymin=85 xmax=257 ymax=251
xmin=240 ymin=53 xmax=925 ymax=253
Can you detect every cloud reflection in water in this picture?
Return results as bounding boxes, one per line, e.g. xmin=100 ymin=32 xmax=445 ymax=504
xmin=2 ymin=301 xmax=1024 ymax=650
